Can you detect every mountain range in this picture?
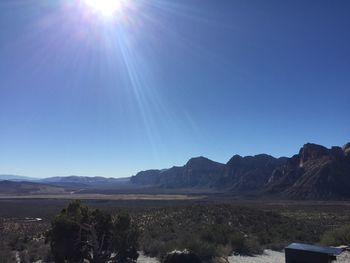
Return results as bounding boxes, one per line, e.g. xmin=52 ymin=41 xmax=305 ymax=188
xmin=0 ymin=175 xmax=130 ymax=194
xmin=130 ymin=142 xmax=350 ymax=199
xmin=1 ymin=142 xmax=349 ymax=199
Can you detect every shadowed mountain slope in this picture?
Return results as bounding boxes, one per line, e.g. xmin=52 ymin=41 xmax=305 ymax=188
xmin=266 ymin=143 xmax=350 ymax=199
xmin=131 ymin=142 xmax=350 ymax=200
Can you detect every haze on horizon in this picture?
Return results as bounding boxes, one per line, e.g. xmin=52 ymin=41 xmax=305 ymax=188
xmin=0 ymin=0 xmax=349 ymax=178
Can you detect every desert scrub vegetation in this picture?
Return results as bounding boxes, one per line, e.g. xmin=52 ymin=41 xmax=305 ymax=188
xmin=0 ymin=217 xmax=50 ymax=263
xmin=1 ymin=201 xmax=344 ymax=262
xmin=0 ymin=201 xmax=140 ymax=263
xmin=321 ymin=224 xmax=350 ymax=246
xmin=135 ymin=204 xmax=319 ymax=261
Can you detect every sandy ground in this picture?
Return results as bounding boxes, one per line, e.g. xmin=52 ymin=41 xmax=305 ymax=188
xmin=228 ymin=250 xmax=284 ymax=263
xmin=137 ymin=253 xmax=160 ymax=263
xmin=0 ymin=193 xmax=203 ymax=200
xmin=136 ymin=250 xmax=350 ymax=263
xmin=228 ymin=249 xmax=350 ymax=263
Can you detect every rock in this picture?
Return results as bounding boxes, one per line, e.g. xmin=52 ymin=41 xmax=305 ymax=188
xmin=343 ymin=143 xmax=350 ymax=156
xmin=266 ymin=143 xmax=350 ymax=199
xmin=330 ymin=146 xmax=345 ymax=159
xmin=299 ymin=143 xmax=329 ymax=166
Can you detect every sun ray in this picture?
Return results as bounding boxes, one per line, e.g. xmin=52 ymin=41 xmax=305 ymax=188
xmin=83 ymin=0 xmax=124 ymax=17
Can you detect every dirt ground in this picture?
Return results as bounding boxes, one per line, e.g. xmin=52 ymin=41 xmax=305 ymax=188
xmin=228 ymin=249 xmax=350 ymax=263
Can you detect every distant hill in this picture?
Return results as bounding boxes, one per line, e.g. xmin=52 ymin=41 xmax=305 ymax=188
xmin=131 ymin=142 xmax=350 ymax=200
xmin=0 ymin=174 xmax=129 ymax=186
xmin=0 ymin=175 xmax=130 ymax=194
xmin=0 ymin=181 xmax=67 ymax=195
xmin=0 ymin=174 xmax=39 ymax=182
xmin=40 ymin=176 xmax=130 ymax=188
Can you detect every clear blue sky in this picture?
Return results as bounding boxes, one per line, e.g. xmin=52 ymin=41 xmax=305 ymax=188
xmin=0 ymin=0 xmax=349 ymax=178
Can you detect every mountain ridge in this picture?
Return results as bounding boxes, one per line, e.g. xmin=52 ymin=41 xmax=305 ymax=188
xmin=131 ymin=142 xmax=350 ymax=200
xmin=1 ymin=142 xmax=349 ymax=200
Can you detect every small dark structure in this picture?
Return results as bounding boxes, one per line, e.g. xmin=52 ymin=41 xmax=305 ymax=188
xmin=285 ymin=243 xmax=343 ymax=263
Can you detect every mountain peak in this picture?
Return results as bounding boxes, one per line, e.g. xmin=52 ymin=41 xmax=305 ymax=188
xmin=299 ymin=143 xmax=329 ymax=166
xmin=226 ymin=154 xmax=243 ymax=164
xmin=185 ymin=156 xmax=220 ymax=167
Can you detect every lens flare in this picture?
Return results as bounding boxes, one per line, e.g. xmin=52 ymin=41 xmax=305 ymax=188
xmin=83 ymin=0 xmax=124 ymax=17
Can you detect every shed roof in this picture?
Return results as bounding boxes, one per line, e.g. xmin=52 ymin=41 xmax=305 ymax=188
xmin=286 ymin=243 xmax=343 ymax=256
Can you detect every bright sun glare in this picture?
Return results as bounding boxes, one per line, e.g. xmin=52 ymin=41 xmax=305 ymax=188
xmin=83 ymin=0 xmax=124 ymax=17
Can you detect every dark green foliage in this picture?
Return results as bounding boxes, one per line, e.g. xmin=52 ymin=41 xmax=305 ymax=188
xmin=48 ymin=200 xmax=139 ymax=263
xmin=0 ymin=245 xmax=15 ymax=263
xmin=48 ymin=200 xmax=88 ymax=262
xmin=321 ymin=225 xmax=350 ymax=246
xmin=112 ymin=213 xmax=139 ymax=263
xmin=184 ymin=238 xmax=218 ymax=260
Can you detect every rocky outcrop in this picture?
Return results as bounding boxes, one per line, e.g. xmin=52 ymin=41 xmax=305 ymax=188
xmin=223 ymin=154 xmax=287 ymax=191
xmin=343 ymin=143 xmax=350 ymax=156
xmin=266 ymin=143 xmax=350 ymax=199
xmin=128 ymin=170 xmax=162 ymax=186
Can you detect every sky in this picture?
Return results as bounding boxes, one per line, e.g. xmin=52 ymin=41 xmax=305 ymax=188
xmin=0 ymin=0 xmax=349 ymax=178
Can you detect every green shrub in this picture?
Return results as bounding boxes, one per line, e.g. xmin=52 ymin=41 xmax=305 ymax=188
xmin=321 ymin=225 xmax=350 ymax=246
xmin=185 ymin=238 xmax=219 ymax=260
xmin=141 ymin=238 xmax=165 ymax=257
xmin=230 ymin=234 xmax=262 ymax=256
xmin=200 ymin=225 xmax=229 ymax=246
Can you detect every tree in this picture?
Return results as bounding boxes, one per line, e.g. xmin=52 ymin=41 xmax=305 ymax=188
xmin=47 ymin=200 xmax=139 ymax=263
xmin=48 ymin=200 xmax=87 ymax=263
xmin=111 ymin=213 xmax=139 ymax=263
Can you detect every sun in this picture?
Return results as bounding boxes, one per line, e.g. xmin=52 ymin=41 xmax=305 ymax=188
xmin=83 ymin=0 xmax=124 ymax=17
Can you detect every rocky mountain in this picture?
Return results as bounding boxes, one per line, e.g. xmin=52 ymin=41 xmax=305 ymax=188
xmin=266 ymin=143 xmax=350 ymax=199
xmin=131 ymin=142 xmax=350 ymax=199
xmin=343 ymin=143 xmax=350 ymax=155
xmin=1 ymin=142 xmax=349 ymax=199
xmin=131 ymin=155 xmax=284 ymax=190
xmin=222 ymin=154 xmax=287 ymax=191
xmin=131 ymin=157 xmax=225 ymax=188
